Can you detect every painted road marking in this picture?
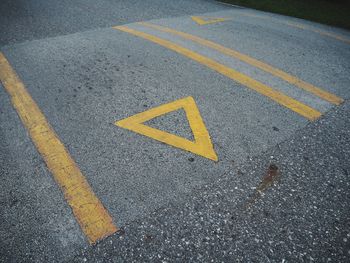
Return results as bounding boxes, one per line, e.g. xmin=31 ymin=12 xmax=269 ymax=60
xmin=0 ymin=53 xmax=117 ymax=244
xmin=116 ymin=96 xmax=218 ymax=161
xmin=285 ymin=22 xmax=350 ymax=45
xmin=139 ymin=22 xmax=343 ymax=106
xmin=191 ymin=16 xmax=231 ymax=25
xmin=114 ymin=25 xmax=322 ymax=121
xmin=240 ymin=13 xmax=268 ymax=20
xmin=238 ymin=12 xmax=350 ymax=45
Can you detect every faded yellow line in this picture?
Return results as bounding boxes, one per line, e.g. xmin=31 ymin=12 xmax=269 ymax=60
xmin=139 ymin=22 xmax=343 ymax=106
xmin=0 ymin=53 xmax=117 ymax=244
xmin=239 ymin=12 xmax=350 ymax=45
xmin=114 ymin=25 xmax=321 ymax=121
xmin=241 ymin=13 xmax=268 ymax=20
xmin=191 ymin=16 xmax=231 ymax=25
xmin=286 ymin=22 xmax=350 ymax=45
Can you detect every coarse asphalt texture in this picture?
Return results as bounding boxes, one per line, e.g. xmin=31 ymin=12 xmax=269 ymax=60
xmin=0 ymin=0 xmax=350 ymax=262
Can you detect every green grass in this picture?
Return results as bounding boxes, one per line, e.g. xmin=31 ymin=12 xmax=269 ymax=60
xmin=218 ymin=0 xmax=350 ymax=30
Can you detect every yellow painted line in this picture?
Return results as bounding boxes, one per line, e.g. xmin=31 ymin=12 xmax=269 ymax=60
xmin=116 ymin=96 xmax=218 ymax=161
xmin=139 ymin=22 xmax=343 ymax=106
xmin=114 ymin=25 xmax=321 ymax=121
xmin=241 ymin=13 xmax=268 ymax=20
xmin=285 ymin=22 xmax=350 ymax=45
xmin=191 ymin=16 xmax=231 ymax=25
xmin=239 ymin=12 xmax=350 ymax=45
xmin=0 ymin=53 xmax=117 ymax=244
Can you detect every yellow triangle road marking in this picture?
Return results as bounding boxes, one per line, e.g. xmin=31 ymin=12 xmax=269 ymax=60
xmin=115 ymin=97 xmax=218 ymax=161
xmin=191 ymin=16 xmax=231 ymax=25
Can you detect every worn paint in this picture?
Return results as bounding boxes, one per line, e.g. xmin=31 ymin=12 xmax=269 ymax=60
xmin=237 ymin=11 xmax=350 ymax=45
xmin=191 ymin=16 xmax=231 ymax=25
xmin=286 ymin=22 xmax=350 ymax=45
xmin=140 ymin=22 xmax=343 ymax=105
xmin=240 ymin=11 xmax=350 ymax=45
xmin=114 ymin=25 xmax=322 ymax=121
xmin=116 ymin=96 xmax=218 ymax=161
xmin=0 ymin=53 xmax=117 ymax=244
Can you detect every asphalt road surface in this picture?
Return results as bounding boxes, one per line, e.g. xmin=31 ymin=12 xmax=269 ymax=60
xmin=1 ymin=0 xmax=350 ymax=262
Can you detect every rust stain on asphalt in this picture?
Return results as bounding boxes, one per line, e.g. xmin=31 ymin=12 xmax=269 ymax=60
xmin=245 ymin=164 xmax=280 ymax=210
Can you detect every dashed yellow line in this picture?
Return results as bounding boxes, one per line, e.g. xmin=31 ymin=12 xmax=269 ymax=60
xmin=139 ymin=22 xmax=343 ymax=106
xmin=114 ymin=26 xmax=322 ymax=121
xmin=0 ymin=52 xmax=117 ymax=244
